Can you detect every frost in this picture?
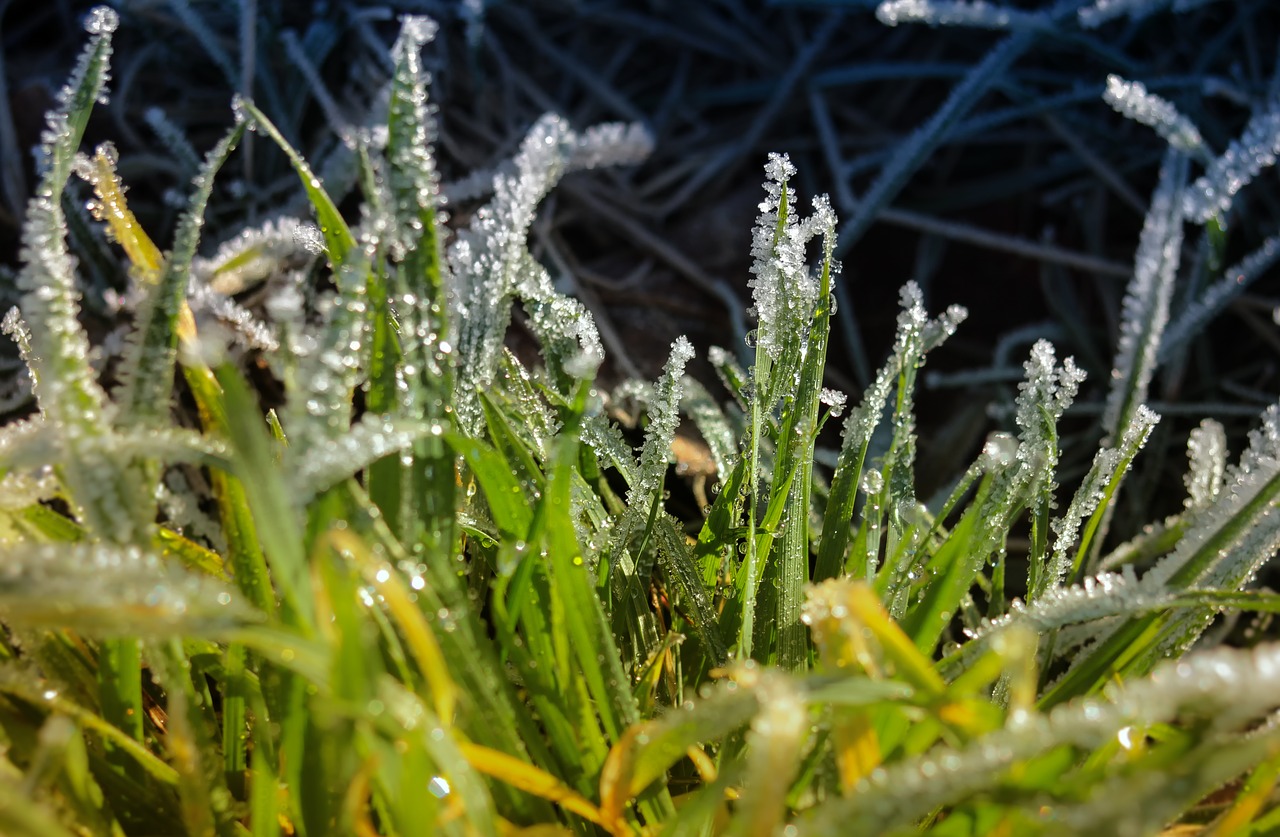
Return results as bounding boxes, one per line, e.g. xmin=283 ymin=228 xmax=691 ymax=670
xmin=187 ymin=282 xmax=279 ymax=352
xmin=680 ymin=377 xmax=737 ymax=481
xmin=860 ymin=468 xmax=884 ymax=497
xmin=1103 ymin=75 xmax=1204 ymax=155
xmin=291 ymin=416 xmax=436 ymax=503
xmin=1146 ymin=401 xmax=1280 ymax=591
xmin=607 ymin=337 xmax=694 ymax=574
xmin=1102 ymin=151 xmax=1185 ymax=442
xmin=84 ymin=6 xmax=119 ymax=35
xmin=1041 ymin=449 xmax=1122 ymax=596
xmin=144 ymin=107 xmax=201 ymax=175
xmin=398 ymin=14 xmax=439 ymax=46
xmin=387 ymin=13 xmax=445 ymax=264
xmin=818 ymin=387 xmax=847 ymax=416
xmin=810 ymin=642 xmax=1280 ymax=835
xmin=518 ymin=256 xmax=604 ymax=385
xmin=1184 ymin=101 xmax=1280 ymax=222
xmin=0 ymin=468 xmax=61 ymax=511
xmin=876 ymin=0 xmax=1031 ymax=29
xmin=0 ymin=541 xmax=258 ymax=637
xmin=836 ymin=284 xmax=963 ymax=473
xmin=571 ymin=122 xmax=654 ymax=170
xmin=980 ymin=431 xmax=1018 ymax=470
xmin=293 ymin=223 xmax=326 ymax=256
xmin=748 ymin=153 xmax=821 ymax=365
xmin=633 ymin=336 xmax=695 ymax=506
xmin=1184 ymin=419 xmax=1227 ymax=510
xmin=1015 ymin=340 xmax=1085 ymax=448
xmin=451 ymin=113 xmax=574 ymax=433
xmin=192 ymin=216 xmax=318 ymax=296
xmin=1159 ymin=235 xmax=1280 ymax=362
xmin=166 ymin=0 xmax=237 ymax=89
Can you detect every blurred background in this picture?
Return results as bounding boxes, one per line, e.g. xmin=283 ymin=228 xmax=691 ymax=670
xmin=2 ymin=0 xmax=1279 ymax=541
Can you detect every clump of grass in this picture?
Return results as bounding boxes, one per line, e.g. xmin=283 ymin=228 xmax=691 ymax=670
xmin=3 ymin=7 xmax=1280 ymax=836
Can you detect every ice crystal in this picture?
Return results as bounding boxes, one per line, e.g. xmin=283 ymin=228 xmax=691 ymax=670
xmin=809 ymin=642 xmax=1280 ymax=835
xmin=1184 ymin=419 xmax=1227 ymax=510
xmin=192 ymin=216 xmax=317 ymax=296
xmin=680 ymin=377 xmax=737 ymax=480
xmin=1146 ymin=401 xmax=1280 ymax=591
xmin=451 ymin=113 xmax=574 ymax=433
xmin=1043 ymin=449 xmax=1123 ymax=595
xmin=0 ymin=541 xmax=257 ymax=637
xmin=518 ymin=256 xmax=604 ymax=385
xmin=83 ymin=5 xmax=118 ymax=35
xmin=1184 ymin=101 xmax=1280 ymax=222
xmin=608 ymin=337 xmax=695 ymax=572
xmin=748 ymin=153 xmax=820 ymax=365
xmin=144 ymin=107 xmax=201 ymax=175
xmin=571 ymin=122 xmax=654 ymax=170
xmin=1015 ymin=340 xmax=1085 ymax=446
xmin=1103 ymin=74 xmax=1204 ymax=154
xmin=291 ymin=415 xmax=437 ymax=503
xmin=876 ymin=0 xmax=1030 ymax=29
xmin=1159 ymin=234 xmax=1280 ymax=362
xmin=387 ymin=14 xmax=444 ymax=262
xmin=818 ymin=387 xmax=847 ymax=417
xmin=837 ymin=284 xmax=964 ymax=472
xmin=1103 ymin=151 xmax=1184 ymax=441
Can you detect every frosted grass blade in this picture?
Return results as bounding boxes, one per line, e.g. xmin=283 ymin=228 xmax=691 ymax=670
xmin=119 ymin=122 xmax=245 ymax=428
xmin=1102 ymin=150 xmax=1185 ymax=444
xmin=607 ymin=337 xmax=693 ymax=579
xmin=233 ymin=98 xmax=355 ymax=265
xmin=216 ymin=365 xmax=312 ymax=629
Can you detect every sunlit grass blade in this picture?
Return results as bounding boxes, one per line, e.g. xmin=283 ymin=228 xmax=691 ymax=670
xmin=233 ymin=98 xmax=355 ymax=264
xmin=119 ymin=123 xmax=245 ymax=427
xmin=215 ymin=365 xmax=312 ymax=629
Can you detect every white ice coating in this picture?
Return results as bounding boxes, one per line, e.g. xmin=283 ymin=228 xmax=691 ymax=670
xmin=876 ymin=0 xmax=1028 ymax=29
xmin=83 ymin=6 xmax=119 ymax=36
xmin=1183 ymin=419 xmax=1227 ymax=511
xmin=1184 ymin=101 xmax=1280 ymax=222
xmin=804 ymin=641 xmax=1280 ymax=835
xmin=1078 ymin=0 xmax=1171 ymax=27
xmin=1042 ymin=448 xmax=1123 ymax=594
xmin=1145 ymin=401 xmax=1280 ymax=591
xmin=603 ymin=337 xmax=694 ymax=574
xmin=290 ymin=415 xmax=437 ymax=503
xmin=450 ymin=113 xmax=574 ymax=433
xmin=748 ymin=153 xmax=815 ymax=364
xmin=628 ymin=336 xmax=695 ymax=511
xmin=1015 ymin=340 xmax=1085 ymax=445
xmin=191 ymin=216 xmax=317 ymax=295
xmin=1103 ymin=74 xmax=1204 ymax=154
xmin=1102 ymin=151 xmax=1184 ymax=441
xmin=1159 ymin=235 xmax=1280 ymax=362
xmin=570 ymin=122 xmax=654 ymax=170
xmin=0 ymin=541 xmax=256 ymax=637
xmin=818 ymin=387 xmax=847 ymax=416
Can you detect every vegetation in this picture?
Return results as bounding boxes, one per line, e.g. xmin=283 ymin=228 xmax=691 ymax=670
xmin=2 ymin=3 xmax=1280 ymax=835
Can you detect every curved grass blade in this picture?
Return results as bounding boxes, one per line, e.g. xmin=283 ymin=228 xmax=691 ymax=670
xmin=119 ymin=122 xmax=245 ymax=427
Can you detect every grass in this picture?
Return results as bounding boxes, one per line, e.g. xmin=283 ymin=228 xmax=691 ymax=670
xmin=2 ymin=3 xmax=1280 ymax=835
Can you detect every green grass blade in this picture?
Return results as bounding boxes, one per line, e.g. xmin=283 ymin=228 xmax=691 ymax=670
xmin=118 ymin=122 xmax=245 ymax=428
xmin=216 ymin=365 xmax=313 ymax=630
xmin=233 ymin=98 xmax=354 ymax=265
